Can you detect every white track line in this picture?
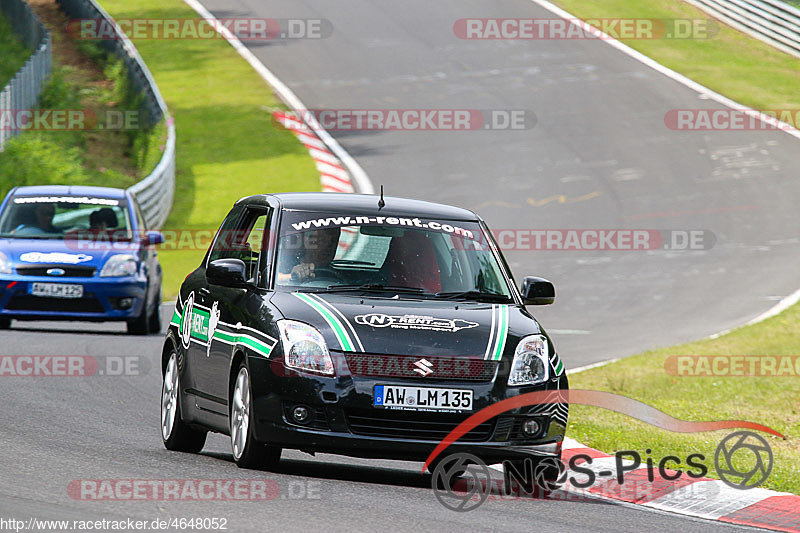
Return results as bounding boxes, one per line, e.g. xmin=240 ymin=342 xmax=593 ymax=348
xmin=183 ymin=0 xmax=374 ymax=194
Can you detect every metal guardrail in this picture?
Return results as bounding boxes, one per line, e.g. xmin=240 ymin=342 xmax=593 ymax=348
xmin=0 ymin=0 xmax=51 ymax=152
xmin=684 ymin=0 xmax=800 ymax=58
xmin=55 ymin=0 xmax=175 ymax=229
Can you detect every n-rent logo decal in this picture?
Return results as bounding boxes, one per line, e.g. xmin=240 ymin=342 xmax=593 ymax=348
xmin=355 ymin=313 xmax=479 ymax=333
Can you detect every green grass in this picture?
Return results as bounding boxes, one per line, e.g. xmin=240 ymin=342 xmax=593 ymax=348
xmin=0 ymin=57 xmax=155 ymax=203
xmin=97 ymin=0 xmax=321 ymax=298
xmin=0 ymin=12 xmax=30 ymax=87
xmin=552 ymin=0 xmax=800 ymax=111
xmin=567 ymin=301 xmax=800 ymax=493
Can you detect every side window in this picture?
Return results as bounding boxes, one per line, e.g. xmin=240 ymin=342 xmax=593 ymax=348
xmin=207 ymin=206 xmax=272 ymax=284
xmin=207 ymin=206 xmax=246 ymax=265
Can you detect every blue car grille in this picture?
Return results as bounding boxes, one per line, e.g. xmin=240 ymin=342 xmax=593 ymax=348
xmin=16 ymin=265 xmax=96 ymax=277
xmin=6 ymin=295 xmax=104 ymax=313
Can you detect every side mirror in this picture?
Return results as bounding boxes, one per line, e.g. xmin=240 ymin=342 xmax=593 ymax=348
xmin=520 ymin=276 xmax=555 ymax=305
xmin=143 ymin=231 xmax=164 ymax=246
xmin=207 ymin=258 xmax=249 ymax=288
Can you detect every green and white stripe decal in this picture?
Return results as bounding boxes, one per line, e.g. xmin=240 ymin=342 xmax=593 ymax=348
xmin=212 ymin=327 xmax=276 ymax=358
xmin=169 ymin=307 xmax=181 ymax=328
xmin=293 ymin=292 xmax=364 ymax=352
xmin=550 ymin=352 xmax=565 ymax=376
xmin=484 ymin=304 xmax=509 ymax=361
xmin=173 ymin=295 xmax=276 ymax=357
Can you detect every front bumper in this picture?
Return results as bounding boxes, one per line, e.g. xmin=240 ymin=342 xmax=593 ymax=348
xmin=246 ymin=353 xmax=569 ymax=464
xmin=0 ymin=275 xmax=146 ymax=321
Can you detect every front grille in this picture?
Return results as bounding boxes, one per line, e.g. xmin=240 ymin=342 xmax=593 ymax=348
xmin=16 ymin=265 xmax=96 ymax=277
xmin=343 ymin=353 xmax=497 ymax=382
xmin=6 ymin=295 xmax=104 ymax=313
xmin=493 ymin=416 xmax=515 ymax=441
xmin=346 ymin=410 xmax=495 ymax=442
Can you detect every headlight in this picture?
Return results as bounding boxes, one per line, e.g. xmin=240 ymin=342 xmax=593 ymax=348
xmin=508 ymin=334 xmax=549 ymax=386
xmin=100 ymin=254 xmax=138 ymax=277
xmin=277 ymin=320 xmax=334 ymax=376
xmin=0 ymin=251 xmax=11 ymax=274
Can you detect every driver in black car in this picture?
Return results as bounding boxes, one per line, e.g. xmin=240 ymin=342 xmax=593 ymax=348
xmin=277 ymin=227 xmax=341 ymax=284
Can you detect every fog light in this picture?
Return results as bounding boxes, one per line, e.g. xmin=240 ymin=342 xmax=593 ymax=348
xmin=117 ymin=298 xmax=133 ymax=310
xmin=292 ymin=405 xmax=310 ymax=424
xmin=522 ymin=418 xmax=541 ymax=437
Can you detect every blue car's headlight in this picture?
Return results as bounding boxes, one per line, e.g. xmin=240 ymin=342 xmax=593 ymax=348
xmin=100 ymin=254 xmax=138 ymax=277
xmin=0 ymin=251 xmax=11 ymax=274
xmin=508 ymin=334 xmax=549 ymax=386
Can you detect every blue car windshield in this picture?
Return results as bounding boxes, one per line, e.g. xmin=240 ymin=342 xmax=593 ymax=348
xmin=0 ymin=195 xmax=131 ymax=240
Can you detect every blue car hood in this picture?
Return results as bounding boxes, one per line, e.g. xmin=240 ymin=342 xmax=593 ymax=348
xmin=0 ymin=238 xmax=137 ymax=270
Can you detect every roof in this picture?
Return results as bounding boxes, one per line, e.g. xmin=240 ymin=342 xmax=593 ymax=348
xmin=10 ymin=185 xmax=128 ymax=199
xmin=242 ymin=192 xmax=480 ymax=221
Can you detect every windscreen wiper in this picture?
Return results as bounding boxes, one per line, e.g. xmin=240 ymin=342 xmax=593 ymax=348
xmin=434 ymin=290 xmax=512 ymax=302
xmin=324 ymin=283 xmax=426 ymax=294
xmin=329 ymin=259 xmax=376 ymax=266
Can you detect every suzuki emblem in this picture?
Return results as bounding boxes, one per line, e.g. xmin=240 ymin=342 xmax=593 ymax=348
xmin=413 ymin=358 xmax=434 ymax=377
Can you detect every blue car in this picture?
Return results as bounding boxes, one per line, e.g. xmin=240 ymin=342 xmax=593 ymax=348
xmin=0 ymin=185 xmax=164 ymax=334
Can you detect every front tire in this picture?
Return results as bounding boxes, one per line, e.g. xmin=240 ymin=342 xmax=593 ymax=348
xmin=230 ymin=363 xmax=281 ymax=470
xmin=127 ymin=296 xmax=151 ymax=335
xmin=161 ymin=351 xmax=207 ymax=452
xmin=148 ymin=288 xmax=162 ymax=334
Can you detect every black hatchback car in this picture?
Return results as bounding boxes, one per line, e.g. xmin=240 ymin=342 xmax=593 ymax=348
xmin=160 ymin=193 xmax=568 ymax=472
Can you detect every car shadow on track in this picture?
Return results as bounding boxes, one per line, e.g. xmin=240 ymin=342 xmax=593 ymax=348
xmin=7 ymin=324 xmax=141 ymax=336
xmin=200 ymin=450 xmax=612 ymax=506
xmin=202 ymin=450 xmax=429 ymax=489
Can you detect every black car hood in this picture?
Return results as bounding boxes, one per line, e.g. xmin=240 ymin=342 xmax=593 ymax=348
xmin=271 ymin=291 xmax=541 ymax=357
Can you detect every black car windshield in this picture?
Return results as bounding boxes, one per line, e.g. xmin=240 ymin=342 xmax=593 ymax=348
xmin=0 ymin=195 xmax=132 ymax=240
xmin=274 ymin=211 xmax=513 ymax=301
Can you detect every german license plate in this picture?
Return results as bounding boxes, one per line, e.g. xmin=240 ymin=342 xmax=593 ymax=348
xmin=30 ymin=283 xmax=84 ymax=299
xmin=374 ymin=385 xmax=473 ymax=411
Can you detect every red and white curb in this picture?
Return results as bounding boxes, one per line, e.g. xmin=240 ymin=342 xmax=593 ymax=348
xmin=551 ymin=438 xmax=799 ymax=531
xmin=272 ymin=110 xmax=355 ymax=193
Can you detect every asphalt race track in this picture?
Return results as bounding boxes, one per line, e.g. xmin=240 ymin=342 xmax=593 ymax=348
xmin=1 ymin=313 xmax=748 ymax=531
xmin=5 ymin=0 xmax=799 ymax=530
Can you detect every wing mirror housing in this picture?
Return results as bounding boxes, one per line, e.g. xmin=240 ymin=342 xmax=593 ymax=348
xmin=520 ymin=276 xmax=555 ymax=305
xmin=142 ymin=231 xmax=164 ymax=246
xmin=207 ymin=258 xmax=249 ymax=288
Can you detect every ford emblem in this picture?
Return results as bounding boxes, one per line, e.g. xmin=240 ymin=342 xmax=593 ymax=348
xmin=46 ymin=268 xmax=66 ymax=276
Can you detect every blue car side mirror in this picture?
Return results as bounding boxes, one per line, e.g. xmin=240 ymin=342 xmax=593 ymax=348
xmin=143 ymin=231 xmax=164 ymax=246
